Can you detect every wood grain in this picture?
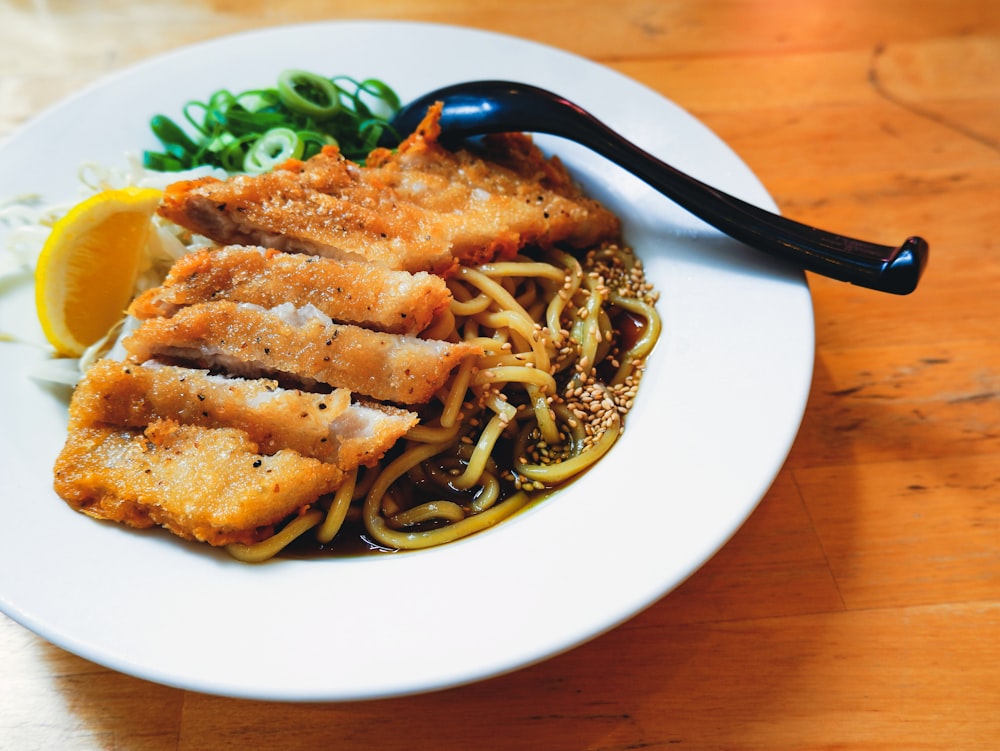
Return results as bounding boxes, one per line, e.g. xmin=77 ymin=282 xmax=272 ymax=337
xmin=2 ymin=1 xmax=998 ymax=748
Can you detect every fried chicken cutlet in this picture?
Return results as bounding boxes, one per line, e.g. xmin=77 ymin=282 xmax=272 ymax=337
xmin=69 ymin=359 xmax=417 ymax=468
xmin=157 ymin=103 xmax=620 ymax=274
xmin=129 ymin=245 xmax=450 ymax=335
xmin=54 ymin=420 xmax=344 ymax=546
xmin=122 ymin=300 xmax=481 ymax=404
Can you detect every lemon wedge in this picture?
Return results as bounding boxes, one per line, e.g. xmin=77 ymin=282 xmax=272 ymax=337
xmin=35 ymin=186 xmax=163 ymax=357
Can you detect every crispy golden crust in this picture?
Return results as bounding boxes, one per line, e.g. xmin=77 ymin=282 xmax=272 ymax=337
xmin=122 ymin=300 xmax=481 ymax=405
xmin=53 ymin=420 xmax=344 ymax=546
xmin=129 ymin=245 xmax=451 ymax=335
xmin=157 ymin=104 xmax=620 ymax=274
xmin=68 ymin=359 xmax=417 ymax=470
xmin=68 ymin=359 xmax=350 ymax=431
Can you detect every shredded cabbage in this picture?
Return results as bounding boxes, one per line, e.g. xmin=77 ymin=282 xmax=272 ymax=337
xmin=0 ymin=154 xmax=225 ymax=384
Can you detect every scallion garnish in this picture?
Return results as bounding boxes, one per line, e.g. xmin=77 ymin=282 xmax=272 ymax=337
xmin=276 ymin=70 xmax=342 ymax=120
xmin=143 ymin=72 xmax=402 ymax=173
xmin=243 ymin=127 xmax=304 ymax=174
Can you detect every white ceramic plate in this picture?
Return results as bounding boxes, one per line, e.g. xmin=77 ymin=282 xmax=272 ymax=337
xmin=0 ymin=21 xmax=813 ymax=701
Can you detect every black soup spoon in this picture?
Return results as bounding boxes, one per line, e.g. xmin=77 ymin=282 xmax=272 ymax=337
xmin=387 ymin=80 xmax=928 ymax=295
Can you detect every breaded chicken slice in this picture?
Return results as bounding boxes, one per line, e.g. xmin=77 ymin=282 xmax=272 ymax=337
xmin=68 ymin=359 xmax=417 ymax=468
xmin=122 ymin=300 xmax=481 ymax=404
xmin=324 ymin=399 xmax=421 ymax=470
xmin=129 ymin=245 xmax=451 ymax=335
xmin=157 ymin=103 xmax=620 ymax=274
xmin=53 ymin=419 xmax=344 ymax=546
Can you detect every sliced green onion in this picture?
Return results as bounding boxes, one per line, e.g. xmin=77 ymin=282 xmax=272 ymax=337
xmin=242 ymin=127 xmax=304 ymax=174
xmin=355 ymin=78 xmax=402 ymax=119
xmin=142 ymin=151 xmax=186 ymax=171
xmin=296 ymin=129 xmax=337 ymax=159
xmin=149 ymin=115 xmax=198 ymax=152
xmin=235 ymin=88 xmax=282 ymax=113
xmin=276 ymin=70 xmax=342 ymax=120
xmin=145 ymin=69 xmax=401 ymax=173
xmin=217 ymin=134 xmax=258 ymax=173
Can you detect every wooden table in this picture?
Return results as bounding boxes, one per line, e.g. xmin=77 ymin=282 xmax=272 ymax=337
xmin=2 ymin=1 xmax=997 ymax=748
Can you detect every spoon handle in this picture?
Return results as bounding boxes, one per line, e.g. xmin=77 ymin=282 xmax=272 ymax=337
xmin=566 ymin=108 xmax=928 ymax=295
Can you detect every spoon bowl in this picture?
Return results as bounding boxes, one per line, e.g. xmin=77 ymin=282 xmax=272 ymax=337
xmin=388 ymin=80 xmax=928 ymax=295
